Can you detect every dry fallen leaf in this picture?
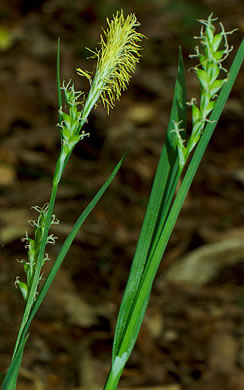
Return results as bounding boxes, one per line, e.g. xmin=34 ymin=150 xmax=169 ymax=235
xmin=164 ymin=238 xmax=244 ymax=285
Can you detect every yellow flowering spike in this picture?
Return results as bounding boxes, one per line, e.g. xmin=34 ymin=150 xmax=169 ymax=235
xmin=96 ymin=10 xmax=144 ymax=108
xmin=77 ymin=10 xmax=144 ymax=122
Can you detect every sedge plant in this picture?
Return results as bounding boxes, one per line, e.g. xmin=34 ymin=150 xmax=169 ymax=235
xmin=2 ymin=11 xmax=244 ymax=390
xmin=103 ymin=14 xmax=244 ymax=390
xmin=2 ymin=10 xmax=144 ymax=390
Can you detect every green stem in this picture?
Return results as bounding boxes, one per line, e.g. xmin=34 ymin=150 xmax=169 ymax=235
xmin=103 ymin=369 xmax=121 ymax=390
xmin=12 ymin=154 xmax=64 ymax=360
xmin=104 ymin=353 xmax=128 ymax=390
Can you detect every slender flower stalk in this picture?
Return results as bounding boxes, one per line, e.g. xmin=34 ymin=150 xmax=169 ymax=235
xmin=6 ymin=12 xmax=144 ymax=388
xmin=14 ymin=10 xmax=144 ymax=308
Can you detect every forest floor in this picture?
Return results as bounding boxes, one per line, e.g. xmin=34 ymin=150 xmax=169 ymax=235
xmin=0 ymin=1 xmax=244 ymax=389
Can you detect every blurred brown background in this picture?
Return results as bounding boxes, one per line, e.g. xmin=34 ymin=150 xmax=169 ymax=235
xmin=0 ymin=1 xmax=244 ymax=389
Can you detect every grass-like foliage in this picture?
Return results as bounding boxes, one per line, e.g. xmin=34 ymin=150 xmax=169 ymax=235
xmin=103 ymin=14 xmax=244 ymax=390
xmin=2 ymin=11 xmax=244 ymax=390
xmin=2 ymin=10 xmax=143 ymax=390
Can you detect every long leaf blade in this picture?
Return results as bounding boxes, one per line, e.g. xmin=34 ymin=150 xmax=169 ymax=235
xmin=2 ymin=335 xmax=29 ymax=390
xmin=113 ymin=37 xmax=244 ymax=370
xmin=57 ymin=37 xmax=62 ymax=125
xmin=117 ymin=38 xmax=244 ymax=360
xmin=4 ymin=154 xmax=126 ymax=389
xmin=112 ymin=48 xmax=187 ymax=362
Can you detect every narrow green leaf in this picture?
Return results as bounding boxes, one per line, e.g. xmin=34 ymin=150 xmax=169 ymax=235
xmin=12 ymin=179 xmax=58 ymax=364
xmin=112 ymin=48 xmax=187 ymax=362
xmin=167 ymin=47 xmax=187 ymax=148
xmin=8 ymin=153 xmax=126 ymax=376
xmin=2 ymin=335 xmax=29 ymax=390
xmin=149 ymin=39 xmax=244 ymax=277
xmin=57 ymin=37 xmax=62 ymax=124
xmin=31 ymin=153 xmax=127 ymax=320
xmin=116 ymin=38 xmax=244 ymax=361
xmin=112 ymin=38 xmax=244 ymax=375
xmin=11 ymin=39 xmax=63 ymax=367
xmin=146 ymin=47 xmax=187 ymax=248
